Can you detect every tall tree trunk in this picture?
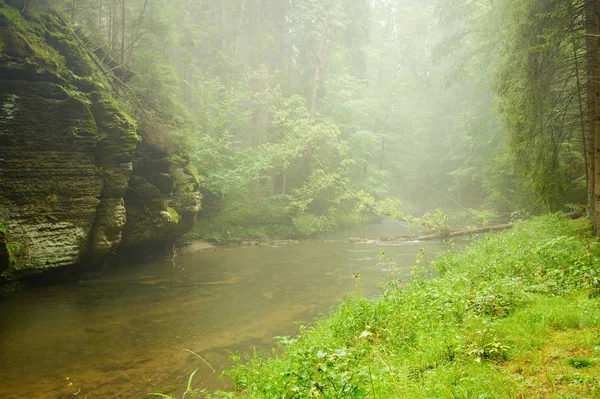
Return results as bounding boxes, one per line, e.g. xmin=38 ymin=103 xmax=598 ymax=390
xmin=574 ymin=42 xmax=590 ymax=216
xmin=282 ymin=171 xmax=287 ymax=195
xmin=98 ymin=0 xmax=103 ymax=32
xmin=221 ymin=0 xmax=227 ymax=50
xmin=586 ymin=0 xmax=600 ymax=235
xmin=120 ymin=0 xmax=126 ymax=65
xmin=310 ymin=17 xmax=330 ymax=121
xmin=110 ymin=0 xmax=117 ymax=52
xmin=234 ymin=0 xmax=246 ymax=58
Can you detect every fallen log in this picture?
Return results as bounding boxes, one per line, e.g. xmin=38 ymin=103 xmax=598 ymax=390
xmin=414 ymin=223 xmax=514 ymax=241
xmin=348 ymin=223 xmax=513 ymax=243
xmin=348 ymin=211 xmax=584 ymax=244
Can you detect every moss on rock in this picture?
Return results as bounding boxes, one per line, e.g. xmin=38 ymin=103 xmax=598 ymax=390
xmin=0 ymin=1 xmax=202 ymax=289
xmin=0 ymin=1 xmax=131 ymax=286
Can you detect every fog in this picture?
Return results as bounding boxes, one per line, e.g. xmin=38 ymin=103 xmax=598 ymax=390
xmin=39 ymin=0 xmax=522 ymax=229
xmin=2 ymin=0 xmax=599 ymax=397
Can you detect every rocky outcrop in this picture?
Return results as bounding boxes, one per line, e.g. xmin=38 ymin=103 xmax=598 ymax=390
xmin=120 ymin=143 xmax=201 ymax=251
xmin=0 ymin=2 xmax=201 ymax=290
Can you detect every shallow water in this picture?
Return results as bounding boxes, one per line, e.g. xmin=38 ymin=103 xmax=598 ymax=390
xmin=0 ymin=221 xmax=452 ymax=398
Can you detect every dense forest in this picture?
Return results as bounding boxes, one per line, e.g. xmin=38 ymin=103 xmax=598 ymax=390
xmin=2 ymin=0 xmax=600 ymax=398
xmin=7 ymin=0 xmax=597 ymax=241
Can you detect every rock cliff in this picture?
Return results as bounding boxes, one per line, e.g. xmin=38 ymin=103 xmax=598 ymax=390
xmin=0 ymin=1 xmax=201 ymax=290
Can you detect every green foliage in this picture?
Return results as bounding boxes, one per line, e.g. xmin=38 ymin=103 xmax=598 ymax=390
xmin=190 ymin=197 xmax=297 ymax=243
xmin=149 ymin=370 xmax=207 ymax=399
xmin=0 ymin=2 xmax=70 ymax=78
xmin=494 ymin=0 xmax=585 ymax=212
xmin=568 ymin=358 xmax=594 ymax=369
xmin=220 ymin=215 xmax=600 ymax=398
xmin=46 ymin=0 xmax=550 ymax=237
xmin=436 ymin=0 xmax=587 ymax=214
xmin=38 ymin=0 xmax=590 ymax=235
xmin=0 ymin=224 xmax=23 ymax=270
xmin=418 ymin=208 xmax=453 ymax=239
xmin=166 ymin=207 xmax=180 ymax=224
xmin=189 ymin=195 xmax=347 ymax=243
xmin=6 ymin=241 xmax=20 ymax=261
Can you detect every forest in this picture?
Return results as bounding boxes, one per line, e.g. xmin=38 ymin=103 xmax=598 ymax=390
xmin=17 ymin=0 xmax=597 ymax=240
xmin=1 ymin=0 xmax=600 ymax=398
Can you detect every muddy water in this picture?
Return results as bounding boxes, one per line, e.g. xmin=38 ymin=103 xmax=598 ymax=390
xmin=0 ymin=221 xmax=451 ymax=398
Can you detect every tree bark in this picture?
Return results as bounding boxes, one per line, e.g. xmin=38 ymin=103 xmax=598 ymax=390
xmin=120 ymin=0 xmax=126 ymax=65
xmin=573 ymin=36 xmax=589 ymax=216
xmin=586 ymin=0 xmax=600 ymax=236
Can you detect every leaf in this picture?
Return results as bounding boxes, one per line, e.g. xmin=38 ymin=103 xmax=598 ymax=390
xmin=359 ymin=331 xmax=373 ymax=339
xmin=186 ymin=369 xmax=198 ymax=391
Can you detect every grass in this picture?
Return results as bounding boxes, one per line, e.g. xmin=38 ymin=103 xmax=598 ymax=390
xmin=163 ymin=214 xmax=600 ymax=398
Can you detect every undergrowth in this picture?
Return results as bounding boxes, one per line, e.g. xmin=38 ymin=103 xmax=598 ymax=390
xmin=188 ymin=198 xmax=367 ymax=244
xmin=165 ymin=215 xmax=600 ymax=398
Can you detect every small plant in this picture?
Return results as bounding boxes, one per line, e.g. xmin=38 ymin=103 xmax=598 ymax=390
xmin=166 ymin=207 xmax=181 ymax=224
xmin=459 ymin=327 xmax=511 ymax=363
xmin=418 ymin=208 xmax=453 ymax=240
xmin=150 ymin=370 xmax=204 ymax=399
xmin=378 ymin=247 xmax=398 ymax=279
xmin=568 ymin=358 xmax=594 ymax=369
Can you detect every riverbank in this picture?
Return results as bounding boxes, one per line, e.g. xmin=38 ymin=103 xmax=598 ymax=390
xmin=188 ymin=210 xmax=378 ymax=245
xmin=193 ymin=215 xmax=600 ymax=398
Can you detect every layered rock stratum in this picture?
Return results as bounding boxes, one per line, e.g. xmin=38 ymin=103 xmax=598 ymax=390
xmin=0 ymin=1 xmax=201 ymax=290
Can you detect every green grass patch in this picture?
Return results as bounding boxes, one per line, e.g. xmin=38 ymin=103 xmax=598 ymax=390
xmin=167 ymin=215 xmax=600 ymax=398
xmin=569 ymin=358 xmax=594 ymax=369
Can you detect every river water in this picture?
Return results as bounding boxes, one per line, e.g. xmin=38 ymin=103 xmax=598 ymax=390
xmin=0 ymin=221 xmax=453 ymax=398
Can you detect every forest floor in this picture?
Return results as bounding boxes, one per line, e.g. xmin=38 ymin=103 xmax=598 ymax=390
xmin=200 ymin=215 xmax=600 ymax=399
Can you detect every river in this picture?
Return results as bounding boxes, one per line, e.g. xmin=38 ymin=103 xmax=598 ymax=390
xmin=0 ymin=221 xmax=454 ymax=398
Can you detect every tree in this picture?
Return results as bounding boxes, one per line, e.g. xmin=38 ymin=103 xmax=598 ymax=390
xmin=586 ymin=0 xmax=600 ymax=235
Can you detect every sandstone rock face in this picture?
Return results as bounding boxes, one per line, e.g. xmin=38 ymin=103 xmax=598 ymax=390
xmin=120 ymin=143 xmax=201 ymax=250
xmin=0 ymin=2 xmax=201 ymax=290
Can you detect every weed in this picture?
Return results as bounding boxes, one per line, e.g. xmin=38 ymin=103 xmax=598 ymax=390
xmin=568 ymin=358 xmax=594 ymax=369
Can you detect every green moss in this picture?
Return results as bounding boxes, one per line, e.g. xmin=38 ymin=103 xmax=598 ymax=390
xmin=166 ymin=207 xmax=180 ymax=224
xmin=0 ymin=2 xmax=70 ymax=80
xmin=6 ymin=242 xmax=20 ymax=261
xmin=0 ymin=223 xmax=21 ymax=268
xmin=1 ymin=93 xmax=19 ymax=122
xmin=93 ymin=93 xmax=140 ymax=142
xmin=0 ymin=2 xmax=28 ymax=32
xmin=59 ymin=85 xmax=91 ymax=105
xmin=39 ymin=13 xmax=93 ymax=77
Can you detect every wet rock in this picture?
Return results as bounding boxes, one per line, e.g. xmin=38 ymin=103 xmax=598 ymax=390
xmin=0 ymin=2 xmax=201 ymax=289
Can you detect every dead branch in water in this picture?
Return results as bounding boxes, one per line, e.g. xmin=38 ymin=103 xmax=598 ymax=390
xmin=182 ymin=349 xmax=216 ymax=373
